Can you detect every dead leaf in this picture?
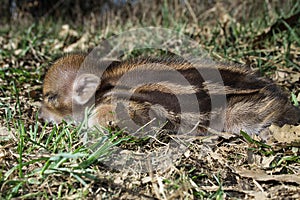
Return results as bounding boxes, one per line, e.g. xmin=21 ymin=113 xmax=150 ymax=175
xmin=0 ymin=127 xmax=12 ymax=141
xmin=273 ymin=68 xmax=300 ymax=84
xmin=269 ymin=124 xmax=300 ymax=143
xmin=235 ymin=167 xmax=300 ymax=184
xmin=63 ymin=32 xmax=89 ymax=52
xmin=261 ymin=155 xmax=276 ymax=168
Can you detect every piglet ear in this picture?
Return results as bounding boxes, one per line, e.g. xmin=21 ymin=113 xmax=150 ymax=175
xmin=73 ymin=74 xmax=100 ymax=105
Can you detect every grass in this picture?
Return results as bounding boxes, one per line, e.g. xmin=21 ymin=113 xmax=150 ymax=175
xmin=1 ymin=0 xmax=300 ymax=199
xmin=1 ymin=110 xmax=127 ymax=199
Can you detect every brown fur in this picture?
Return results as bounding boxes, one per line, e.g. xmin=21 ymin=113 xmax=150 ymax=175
xmin=39 ymin=54 xmax=300 ymax=135
xmin=40 ymin=54 xmax=86 ymax=122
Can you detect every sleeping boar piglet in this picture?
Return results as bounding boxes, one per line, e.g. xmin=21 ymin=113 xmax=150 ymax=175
xmin=39 ymin=54 xmax=300 ymax=136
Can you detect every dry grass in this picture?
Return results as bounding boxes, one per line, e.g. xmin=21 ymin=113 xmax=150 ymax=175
xmin=1 ymin=0 xmax=300 ymax=199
